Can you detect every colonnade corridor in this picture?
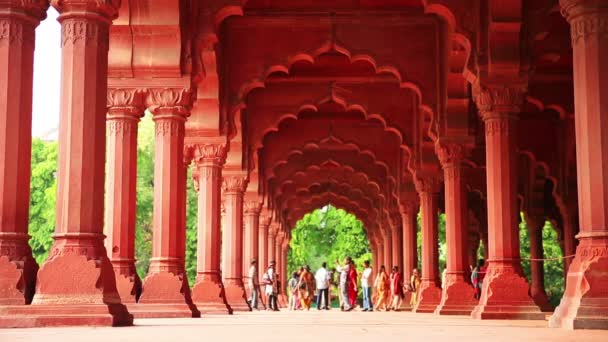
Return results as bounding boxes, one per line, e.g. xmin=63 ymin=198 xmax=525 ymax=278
xmin=1 ymin=311 xmax=607 ymax=342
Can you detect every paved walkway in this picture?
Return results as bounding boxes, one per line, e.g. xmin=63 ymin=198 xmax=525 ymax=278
xmin=1 ymin=310 xmax=607 ymax=342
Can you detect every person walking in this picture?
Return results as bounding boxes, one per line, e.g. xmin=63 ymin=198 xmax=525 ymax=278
xmin=248 ymin=259 xmax=260 ymax=310
xmin=297 ymin=265 xmax=314 ymax=310
xmin=390 ymin=266 xmax=402 ymax=311
xmin=361 ymin=260 xmax=373 ymax=311
xmin=409 ymin=268 xmax=421 ymax=308
xmin=288 ymin=272 xmax=299 ymax=310
xmin=263 ymin=260 xmax=278 ymax=311
xmin=373 ymin=265 xmax=389 ymax=311
xmin=336 ymin=257 xmax=352 ymax=311
xmin=315 ymin=262 xmax=331 ymax=310
xmin=347 ymin=260 xmax=358 ymax=309
xmin=471 ymin=259 xmax=487 ymax=300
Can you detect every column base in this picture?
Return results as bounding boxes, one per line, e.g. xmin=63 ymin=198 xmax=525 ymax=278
xmin=414 ymin=281 xmax=442 ymax=313
xmin=0 ymin=254 xmax=38 ymax=305
xmin=549 ymin=238 xmax=608 ymax=330
xmin=471 ymin=263 xmax=544 ymax=320
xmin=139 ymin=272 xmax=200 ymax=318
xmin=191 ymin=276 xmax=233 ymax=315
xmin=401 ymin=292 xmax=414 ymax=311
xmin=223 ymin=279 xmax=251 ymax=312
xmin=113 ymin=270 xmax=142 ymax=304
xmin=278 ymin=294 xmax=287 ymax=308
xmin=126 ymin=303 xmax=199 ymax=319
xmin=0 ymin=303 xmax=133 ymax=328
xmin=434 ymin=277 xmax=478 ymax=315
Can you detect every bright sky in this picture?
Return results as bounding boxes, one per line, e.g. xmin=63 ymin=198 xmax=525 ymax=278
xmin=32 ymin=8 xmax=61 ymax=137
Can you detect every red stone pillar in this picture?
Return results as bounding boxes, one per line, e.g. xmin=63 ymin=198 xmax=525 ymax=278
xmin=104 ymin=89 xmax=145 ymax=304
xmin=243 ymin=200 xmax=261 ymax=286
xmin=391 ymin=224 xmax=404 ymax=273
xmin=137 ymin=88 xmax=199 ymax=318
xmin=551 ymin=3 xmax=608 ymax=328
xmin=561 ymin=202 xmax=578 ymax=277
xmin=1 ymin=0 xmax=134 ymax=327
xmin=222 ymin=173 xmax=251 ymax=311
xmin=376 ymin=237 xmax=384 ymax=269
xmin=189 ymin=142 xmax=232 ymax=314
xmin=401 ymin=201 xmax=419 ymax=280
xmin=0 ymin=0 xmax=46 ymax=306
xmin=413 ymin=176 xmax=443 ymax=313
xmin=383 ymin=230 xmax=392 ymax=268
xmin=526 ymin=215 xmax=553 ymax=312
xmin=275 ymin=231 xmax=285 ymax=307
xmin=435 ymin=143 xmax=477 ymax=315
xmin=268 ymin=224 xmax=277 ymax=264
xmin=471 ymin=86 xmax=543 ymax=320
xmin=258 ymin=214 xmax=270 ymax=279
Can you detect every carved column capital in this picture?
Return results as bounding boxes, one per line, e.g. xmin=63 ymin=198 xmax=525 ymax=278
xmin=189 ymin=143 xmax=227 ymax=166
xmin=244 ymin=200 xmax=262 ymax=215
xmin=222 ymin=175 xmax=248 ymax=194
xmin=560 ymin=0 xmax=608 ymax=43
xmin=107 ymin=88 xmax=146 ymax=119
xmin=399 ymin=199 xmax=419 ymax=217
xmin=51 ymin=0 xmax=120 ymax=20
xmin=0 ymin=0 xmax=49 ymax=20
xmin=146 ymin=88 xmax=193 ymax=117
xmin=259 ymin=213 xmax=271 ymax=229
xmin=472 ymin=84 xmax=526 ymax=120
xmin=435 ymin=142 xmax=467 ymax=168
xmin=414 ymin=175 xmax=442 ymax=194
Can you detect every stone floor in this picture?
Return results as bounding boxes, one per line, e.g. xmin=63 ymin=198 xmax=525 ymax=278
xmin=1 ymin=310 xmax=607 ymax=342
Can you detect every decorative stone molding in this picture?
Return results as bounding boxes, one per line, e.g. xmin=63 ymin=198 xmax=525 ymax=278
xmin=222 ymin=175 xmax=247 ymax=194
xmin=0 ymin=0 xmax=49 ymax=20
xmin=51 ymin=0 xmax=120 ymax=19
xmin=399 ymin=199 xmax=419 ymax=217
xmin=106 ymin=120 xmax=137 ymax=137
xmin=0 ymin=19 xmax=35 ymax=45
xmin=472 ymin=84 xmax=525 ymax=118
xmin=61 ymin=20 xmax=105 ymax=47
xmin=435 ymin=143 xmax=466 ymax=167
xmin=154 ymin=120 xmax=184 ymax=137
xmin=146 ymin=88 xmax=193 ymax=116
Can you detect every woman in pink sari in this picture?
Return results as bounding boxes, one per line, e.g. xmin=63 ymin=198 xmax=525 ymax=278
xmin=347 ymin=259 xmax=358 ymax=309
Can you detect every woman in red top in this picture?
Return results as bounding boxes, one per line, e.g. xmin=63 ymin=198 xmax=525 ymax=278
xmin=347 ymin=260 xmax=358 ymax=309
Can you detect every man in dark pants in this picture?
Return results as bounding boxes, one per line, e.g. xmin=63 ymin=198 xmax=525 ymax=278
xmin=315 ymin=262 xmax=330 ymax=310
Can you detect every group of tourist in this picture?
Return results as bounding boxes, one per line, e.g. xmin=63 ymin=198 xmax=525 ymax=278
xmin=247 ymin=257 xmax=487 ymax=312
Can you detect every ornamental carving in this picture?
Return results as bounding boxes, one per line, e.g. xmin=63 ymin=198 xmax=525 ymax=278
xmin=146 ymin=88 xmax=193 ymax=115
xmin=399 ymin=200 xmax=419 ymax=217
xmin=106 ymin=120 xmax=136 ymax=137
xmin=0 ymin=20 xmax=34 ymax=45
xmin=569 ymin=16 xmax=608 ymax=44
xmin=51 ymin=0 xmax=120 ymax=19
xmin=191 ymin=143 xmax=227 ymax=165
xmin=222 ymin=175 xmax=247 ymax=194
xmin=61 ymin=19 xmax=107 ymax=47
xmin=472 ymin=84 xmax=525 ymax=118
xmin=244 ymin=200 xmax=262 ymax=215
xmin=154 ymin=120 xmax=184 ymax=137
xmin=435 ymin=143 xmax=466 ymax=167
xmin=414 ymin=176 xmax=442 ymax=194
xmin=107 ymin=88 xmax=145 ymax=116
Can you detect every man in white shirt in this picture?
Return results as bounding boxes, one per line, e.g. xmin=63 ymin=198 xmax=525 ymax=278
xmin=361 ymin=260 xmax=373 ymax=311
xmin=315 ymin=262 xmax=331 ymax=310
xmin=263 ymin=261 xmax=278 ymax=311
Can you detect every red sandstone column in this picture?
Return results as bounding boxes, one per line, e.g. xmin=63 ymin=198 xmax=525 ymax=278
xmin=222 ymin=173 xmax=251 ymax=311
xmin=400 ymin=201 xmax=419 ymax=310
xmin=268 ymin=224 xmax=277 ymax=264
xmin=190 ymin=142 xmax=232 ymax=314
xmin=413 ymin=176 xmax=443 ymax=313
xmin=137 ymin=88 xmax=199 ymax=318
xmin=391 ymin=224 xmax=404 ymax=272
xmin=526 ymin=215 xmax=553 ymax=312
xmin=104 ymin=89 xmax=145 ymax=304
xmin=561 ymin=202 xmax=578 ymax=277
xmin=551 ymin=2 xmax=608 ymax=326
xmin=471 ymin=85 xmax=543 ymax=320
xmin=0 ymin=0 xmax=46 ymax=306
xmin=434 ymin=143 xmax=477 ymax=315
xmin=17 ymin=0 xmax=133 ymax=327
xmin=376 ymin=237 xmax=384 ymax=269
xmin=275 ymin=231 xmax=285 ymax=307
xmin=243 ymin=200 xmax=261 ymax=285
xmin=401 ymin=201 xmax=419 ymax=280
xmin=383 ymin=230 xmax=392 ymax=268
xmin=258 ymin=214 xmax=270 ymax=278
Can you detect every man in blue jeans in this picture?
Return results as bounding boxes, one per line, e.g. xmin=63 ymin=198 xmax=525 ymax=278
xmin=361 ymin=260 xmax=373 ymax=311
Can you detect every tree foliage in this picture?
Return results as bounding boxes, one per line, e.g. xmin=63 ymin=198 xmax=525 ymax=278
xmin=287 ymin=205 xmax=371 ymax=276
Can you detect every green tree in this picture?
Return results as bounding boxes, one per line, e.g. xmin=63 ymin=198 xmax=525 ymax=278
xmin=28 ymin=139 xmax=58 ymax=264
